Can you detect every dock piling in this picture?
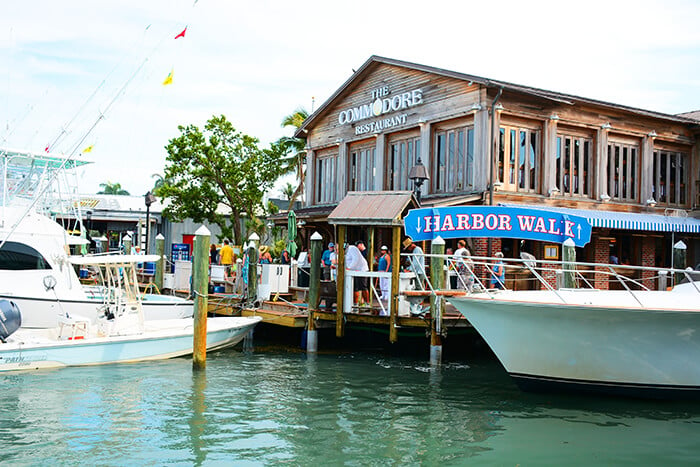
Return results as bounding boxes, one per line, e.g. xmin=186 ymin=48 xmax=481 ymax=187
xmin=192 ymin=225 xmax=211 ymax=369
xmin=307 ymin=232 xmax=322 ymax=352
xmin=155 ymin=233 xmax=164 ymax=292
xmin=429 ymin=236 xmax=445 ymax=366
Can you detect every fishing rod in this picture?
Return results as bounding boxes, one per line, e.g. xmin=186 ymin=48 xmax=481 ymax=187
xmin=0 ymin=57 xmax=149 ymax=250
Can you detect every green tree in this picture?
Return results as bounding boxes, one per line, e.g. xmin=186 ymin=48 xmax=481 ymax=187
xmin=97 ymin=181 xmax=130 ymax=195
xmin=157 ymin=115 xmax=286 ymax=244
xmin=277 ymin=107 xmax=309 ymax=209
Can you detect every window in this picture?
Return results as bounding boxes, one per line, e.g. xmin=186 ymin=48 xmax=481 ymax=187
xmin=0 ymin=241 xmax=51 ymax=270
xmin=607 ymin=141 xmax=638 ymax=202
xmin=433 ymin=126 xmax=475 ymax=193
xmin=387 ymin=136 xmax=420 ymax=190
xmin=556 ymin=134 xmax=592 ymax=197
xmin=653 ymin=149 xmax=688 ymax=207
xmin=498 ymin=125 xmax=539 ymax=192
xmin=349 ymin=145 xmax=375 ymax=191
xmin=315 ymin=150 xmax=340 ymax=204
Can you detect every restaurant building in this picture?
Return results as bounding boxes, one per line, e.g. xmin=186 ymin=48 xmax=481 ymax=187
xmin=293 ymin=56 xmax=700 ymax=283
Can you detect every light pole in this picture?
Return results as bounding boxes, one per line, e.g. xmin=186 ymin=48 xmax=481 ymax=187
xmin=86 ymin=210 xmax=93 ymax=253
xmin=144 ymin=191 xmax=156 ymax=255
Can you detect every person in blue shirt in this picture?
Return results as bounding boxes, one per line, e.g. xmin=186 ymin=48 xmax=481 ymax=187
xmin=377 ymin=245 xmax=392 ymax=311
xmin=490 ymin=252 xmax=506 ymax=289
xmin=321 ymin=242 xmax=334 ymax=280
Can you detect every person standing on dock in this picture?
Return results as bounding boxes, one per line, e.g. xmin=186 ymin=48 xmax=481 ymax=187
xmin=377 ymin=245 xmax=391 ymax=309
xmin=454 ymin=240 xmax=474 ymax=292
xmin=219 ymin=239 xmax=234 ymax=278
xmin=321 ymin=243 xmax=334 ymax=280
xmin=490 ymin=252 xmax=506 ymax=289
xmin=345 ymin=243 xmax=369 ymax=308
xmin=403 ymin=237 xmax=426 ymax=289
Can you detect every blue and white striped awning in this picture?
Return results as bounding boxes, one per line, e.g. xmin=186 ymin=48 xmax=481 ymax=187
xmin=501 ymin=204 xmax=700 ymax=233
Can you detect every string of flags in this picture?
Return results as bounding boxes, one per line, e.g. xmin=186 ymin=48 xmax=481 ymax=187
xmin=163 ymin=26 xmax=187 ymax=86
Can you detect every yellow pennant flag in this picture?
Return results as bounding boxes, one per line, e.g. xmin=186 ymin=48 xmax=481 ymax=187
xmin=162 ymin=69 xmax=174 ymax=86
xmin=82 ymin=145 xmax=94 ymax=153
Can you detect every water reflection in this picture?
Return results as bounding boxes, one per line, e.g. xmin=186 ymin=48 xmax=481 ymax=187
xmin=1 ymin=350 xmax=700 ymax=464
xmin=188 ymin=368 xmax=207 ymax=466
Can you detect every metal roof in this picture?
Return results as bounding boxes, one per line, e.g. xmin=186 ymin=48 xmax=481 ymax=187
xmin=327 ymin=191 xmax=417 ymax=226
xmin=502 ymin=203 xmax=700 ymax=233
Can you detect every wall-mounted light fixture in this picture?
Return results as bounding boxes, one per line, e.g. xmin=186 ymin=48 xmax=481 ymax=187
xmin=469 ymin=103 xmax=482 ymax=112
xmin=335 ymin=138 xmax=343 ymax=145
xmin=548 ymin=187 xmax=560 ymax=197
xmin=549 ymin=113 xmax=560 ymax=121
xmin=648 ymin=130 xmax=658 ymax=139
xmin=601 ymin=122 xmax=612 ymax=131
xmin=600 ymin=193 xmax=611 ymax=202
xmin=494 ymin=103 xmax=505 ymax=113
xmin=646 ymin=198 xmax=657 ymax=207
xmin=408 ymin=157 xmax=430 ymax=205
xmin=296 ymin=219 xmax=306 ymax=229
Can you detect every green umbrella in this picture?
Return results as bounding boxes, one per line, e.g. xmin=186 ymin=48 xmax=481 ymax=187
xmin=287 ymin=210 xmax=298 ymax=258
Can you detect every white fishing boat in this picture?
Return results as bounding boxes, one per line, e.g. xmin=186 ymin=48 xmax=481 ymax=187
xmin=0 ymin=255 xmax=261 ymax=372
xmin=449 ymin=255 xmax=700 ymax=398
xmin=0 ymin=206 xmax=193 ymax=328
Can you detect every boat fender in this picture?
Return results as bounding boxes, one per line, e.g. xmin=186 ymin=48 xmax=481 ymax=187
xmin=0 ymin=300 xmax=22 ymax=342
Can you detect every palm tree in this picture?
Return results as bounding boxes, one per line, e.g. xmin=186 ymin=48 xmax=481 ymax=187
xmin=277 ymin=107 xmax=309 ymax=209
xmin=97 ymin=181 xmax=130 ymax=195
xmin=281 ymin=182 xmax=295 ymax=200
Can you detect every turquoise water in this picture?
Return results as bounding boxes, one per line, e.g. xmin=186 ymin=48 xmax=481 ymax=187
xmin=2 ymin=343 xmax=700 ymax=466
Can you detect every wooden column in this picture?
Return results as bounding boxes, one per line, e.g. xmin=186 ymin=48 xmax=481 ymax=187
xmin=192 ymin=225 xmax=210 ymax=369
xmin=123 ymin=234 xmax=132 ymax=255
xmin=562 ymin=238 xmax=576 ymax=289
xmin=389 ymin=225 xmax=401 ymax=343
xmin=155 ymin=233 xmax=165 ymax=293
xmin=368 ymin=227 xmax=376 ymax=271
xmin=246 ymin=242 xmax=258 ymax=303
xmin=336 ymin=225 xmax=346 ymax=338
xmin=595 ymin=128 xmax=609 ymax=200
xmin=307 ymin=232 xmax=322 ymax=352
xmin=429 ymin=236 xmax=445 ymax=365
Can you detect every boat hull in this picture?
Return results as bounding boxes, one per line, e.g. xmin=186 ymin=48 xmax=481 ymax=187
xmin=451 ymin=291 xmax=700 ymax=398
xmin=0 ymin=316 xmax=261 ymax=372
xmin=0 ymin=294 xmax=194 ymax=328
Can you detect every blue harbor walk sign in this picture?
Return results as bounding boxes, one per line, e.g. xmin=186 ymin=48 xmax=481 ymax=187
xmin=403 ymin=206 xmax=592 ymax=247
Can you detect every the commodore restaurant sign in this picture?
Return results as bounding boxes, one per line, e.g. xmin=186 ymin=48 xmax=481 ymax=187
xmin=338 ymin=85 xmax=423 ymax=136
xmin=404 ymin=206 xmax=592 ymax=247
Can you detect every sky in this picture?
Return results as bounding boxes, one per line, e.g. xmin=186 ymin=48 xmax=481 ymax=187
xmin=2 ymin=0 xmax=700 ymax=198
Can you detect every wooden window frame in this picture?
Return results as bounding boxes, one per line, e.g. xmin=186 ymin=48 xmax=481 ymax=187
xmin=432 ymin=125 xmax=475 ymax=194
xmin=498 ymin=125 xmax=540 ymax=193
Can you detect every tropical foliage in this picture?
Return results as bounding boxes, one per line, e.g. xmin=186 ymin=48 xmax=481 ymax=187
xmin=97 ymin=181 xmax=130 ymax=195
xmin=277 ymin=107 xmax=308 ymax=209
xmin=157 ymin=115 xmax=287 ymax=243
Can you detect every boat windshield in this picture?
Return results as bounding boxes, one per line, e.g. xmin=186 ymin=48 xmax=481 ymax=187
xmin=0 ymin=241 xmax=51 ymax=270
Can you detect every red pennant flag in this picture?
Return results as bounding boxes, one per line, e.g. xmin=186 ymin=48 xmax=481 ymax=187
xmin=174 ymin=27 xmax=187 ymax=39
xmin=44 ymin=144 xmax=49 ymax=153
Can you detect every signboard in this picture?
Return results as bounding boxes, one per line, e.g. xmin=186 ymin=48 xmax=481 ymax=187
xmin=403 ymin=206 xmax=592 ymax=247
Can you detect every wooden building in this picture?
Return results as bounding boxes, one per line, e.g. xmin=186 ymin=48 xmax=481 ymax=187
xmin=292 ymin=55 xmax=700 ymax=279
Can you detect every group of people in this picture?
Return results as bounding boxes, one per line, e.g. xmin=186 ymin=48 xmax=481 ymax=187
xmin=209 ymin=239 xmax=294 ymax=281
